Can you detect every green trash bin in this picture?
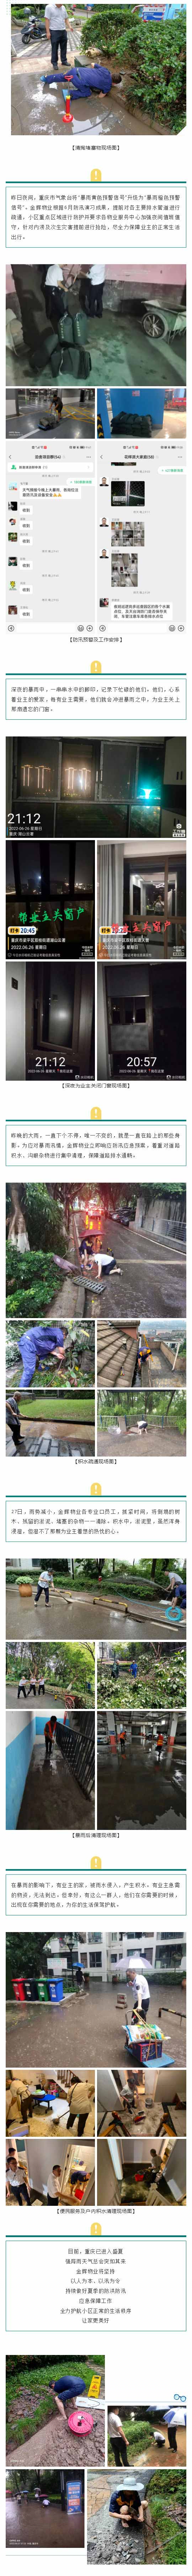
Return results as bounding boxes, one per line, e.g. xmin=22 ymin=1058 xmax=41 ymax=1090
xmin=37 ymin=1976 xmax=49 ymax=2001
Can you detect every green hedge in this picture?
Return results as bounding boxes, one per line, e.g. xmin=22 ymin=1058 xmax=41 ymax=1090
xmin=6 ymin=1251 xmax=60 ymax=1318
xmin=81 ymin=10 xmax=186 ymax=135
xmin=97 ymin=1645 xmax=186 ymax=1710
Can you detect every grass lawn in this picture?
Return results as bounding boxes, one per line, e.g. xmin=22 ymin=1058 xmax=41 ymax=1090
xmin=6 ymin=2356 xmax=104 ymax=2449
xmin=19 ymin=1395 xmax=95 ymax=1423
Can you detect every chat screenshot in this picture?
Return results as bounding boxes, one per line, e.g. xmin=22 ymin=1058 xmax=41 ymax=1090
xmin=6 ymin=389 xmax=95 ymax=635
xmin=97 ymin=387 xmax=186 ymax=635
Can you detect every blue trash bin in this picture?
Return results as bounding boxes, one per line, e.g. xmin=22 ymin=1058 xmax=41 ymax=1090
xmin=48 ymin=1977 xmax=63 ymax=2002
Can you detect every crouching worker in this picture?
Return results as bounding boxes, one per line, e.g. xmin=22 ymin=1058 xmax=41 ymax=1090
xmin=18 ymin=1323 xmax=65 ymax=1388
xmin=44 ymin=1715 xmax=57 ymax=1764
xmin=109 ymin=2488 xmax=144 ymax=2529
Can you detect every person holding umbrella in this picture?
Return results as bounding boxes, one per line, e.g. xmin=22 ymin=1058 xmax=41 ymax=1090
xmin=127 ymin=1957 xmax=151 ymax=2023
xmin=164 ymin=2403 xmax=186 ymax=2453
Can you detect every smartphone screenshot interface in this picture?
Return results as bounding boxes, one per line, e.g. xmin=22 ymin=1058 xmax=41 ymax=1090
xmin=97 ymin=387 xmax=186 ymax=636
xmin=6 ymin=393 xmax=95 ymax=635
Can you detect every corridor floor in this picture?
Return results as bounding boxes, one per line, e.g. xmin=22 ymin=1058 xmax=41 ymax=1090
xmin=16 ymin=1736 xmax=94 ymax=1832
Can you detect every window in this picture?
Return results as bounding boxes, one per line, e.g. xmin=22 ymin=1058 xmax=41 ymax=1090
xmin=89 ymin=1950 xmax=102 ymax=1968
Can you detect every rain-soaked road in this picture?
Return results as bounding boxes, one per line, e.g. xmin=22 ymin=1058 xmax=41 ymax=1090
xmin=11 ymin=33 xmax=171 ymax=143
xmin=6 ymin=1980 xmax=186 ymax=2070
xmin=84 ymin=1223 xmax=186 ymax=1320
xmin=97 ymin=1428 xmax=186 ymax=1459
xmin=6 ymin=1687 xmax=92 ymax=1711
xmin=5 ymin=1586 xmax=186 ymax=1641
xmin=6 ymin=2493 xmax=84 ymax=2547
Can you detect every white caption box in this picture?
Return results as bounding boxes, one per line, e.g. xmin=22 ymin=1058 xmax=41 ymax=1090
xmin=6 ymin=2235 xmax=186 ymax=2336
xmin=6 ymin=1870 xmax=186 ymax=1922
xmin=6 ymin=1496 xmax=186 ymax=1546
xmin=6 ymin=183 xmax=186 ymax=251
xmin=6 ymin=1120 xmax=186 ymax=1171
xmin=6 ymin=673 xmax=186 ymax=721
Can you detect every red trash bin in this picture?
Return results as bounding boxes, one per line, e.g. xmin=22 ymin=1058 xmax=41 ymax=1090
xmin=12 ymin=1978 xmax=26 ymax=2002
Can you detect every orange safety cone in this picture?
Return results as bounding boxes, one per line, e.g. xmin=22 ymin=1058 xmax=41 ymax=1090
xmin=62 ymin=92 xmax=73 ymax=125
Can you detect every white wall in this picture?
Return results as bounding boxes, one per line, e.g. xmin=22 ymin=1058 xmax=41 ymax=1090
xmin=145 ymin=2066 xmax=186 ymax=2107
xmin=27 ymin=2138 xmax=66 ymax=2194
xmin=6 ymin=962 xmax=26 ymax=1080
xmin=97 ymin=2071 xmax=122 ymax=2118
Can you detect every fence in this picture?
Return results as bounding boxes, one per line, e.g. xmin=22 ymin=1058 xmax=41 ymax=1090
xmin=56 ymin=1715 xmax=95 ymax=1800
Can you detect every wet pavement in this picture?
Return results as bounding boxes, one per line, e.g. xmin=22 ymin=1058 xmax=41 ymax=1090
xmin=6 ymin=1426 xmax=95 ymax=1458
xmin=97 ymin=1428 xmax=186 ymax=1459
xmin=11 ymin=32 xmax=171 ymax=144
xmin=97 ymin=1746 xmax=186 ymax=1832
xmin=6 ymin=1222 xmax=185 ymax=1328
xmin=16 ymin=1735 xmax=95 ymax=1832
xmin=7 ymin=2401 xmax=105 ymax=2470
xmin=6 ymin=2493 xmax=84 ymax=2547
xmin=6 ymin=1686 xmax=92 ymax=1709
xmin=119 ymin=2426 xmax=186 ymax=2470
xmin=5 ymin=1585 xmax=186 ymax=1641
xmin=82 ymin=1222 xmax=186 ymax=1320
xmin=6 ymin=1981 xmax=186 ymax=2070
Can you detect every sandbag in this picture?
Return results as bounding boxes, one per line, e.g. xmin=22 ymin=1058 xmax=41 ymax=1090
xmin=50 ymin=345 xmax=91 ymax=380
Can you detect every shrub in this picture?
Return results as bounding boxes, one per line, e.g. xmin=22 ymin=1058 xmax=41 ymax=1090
xmin=6 ymin=1250 xmax=59 ymax=1318
xmin=81 ymin=11 xmax=186 ymax=135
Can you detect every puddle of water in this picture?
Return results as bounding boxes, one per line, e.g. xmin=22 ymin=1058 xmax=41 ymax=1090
xmin=22 ymin=77 xmax=130 ymax=140
xmin=6 ymin=2496 xmax=84 ymax=2548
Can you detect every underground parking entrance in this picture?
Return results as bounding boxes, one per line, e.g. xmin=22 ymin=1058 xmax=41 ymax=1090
xmin=97 ymin=1712 xmax=186 ymax=1831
